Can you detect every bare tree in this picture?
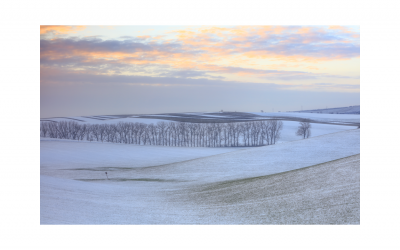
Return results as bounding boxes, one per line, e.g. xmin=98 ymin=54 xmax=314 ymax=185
xmin=296 ymin=122 xmax=312 ymax=139
xmin=77 ymin=124 xmax=88 ymax=141
xmin=270 ymin=120 xmax=283 ymax=144
xmin=157 ymin=121 xmax=167 ymax=146
xmin=40 ymin=121 xmax=49 ymax=137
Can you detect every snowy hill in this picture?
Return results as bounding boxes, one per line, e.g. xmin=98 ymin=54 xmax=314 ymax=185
xmin=251 ymin=112 xmax=360 ymax=125
xmin=40 ymin=110 xmax=360 ymax=126
xmin=179 ymin=154 xmax=359 ymax=224
xmin=41 ymin=129 xmax=359 ymax=224
xmin=288 ymin=105 xmax=360 ymax=114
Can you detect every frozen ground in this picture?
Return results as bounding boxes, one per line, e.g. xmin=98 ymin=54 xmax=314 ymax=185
xmin=41 ymin=128 xmax=360 ymax=224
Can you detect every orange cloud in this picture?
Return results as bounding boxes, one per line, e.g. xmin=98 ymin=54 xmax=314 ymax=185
xmin=328 ymin=25 xmax=356 ymax=34
xmin=306 ymin=66 xmax=319 ymax=70
xmin=40 ymin=25 xmax=86 ymax=35
xmin=41 ymin=25 xmax=359 ymax=82
xmin=297 ymin=27 xmax=312 ymax=34
xmin=137 ymin=35 xmax=151 ymax=39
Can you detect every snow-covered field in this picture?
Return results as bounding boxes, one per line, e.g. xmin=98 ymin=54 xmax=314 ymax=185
xmin=251 ymin=112 xmax=360 ymax=124
xmin=180 ymin=154 xmax=360 ymax=224
xmin=42 ymin=153 xmax=360 ymax=225
xmin=288 ymin=105 xmax=360 ymax=114
xmin=41 ymin=121 xmax=360 ymax=224
xmin=40 ymin=116 xmax=173 ymax=125
xmin=41 ymin=138 xmax=246 ymax=179
xmin=275 ymin=120 xmax=353 ymax=143
xmin=40 ymin=111 xmax=360 ymax=125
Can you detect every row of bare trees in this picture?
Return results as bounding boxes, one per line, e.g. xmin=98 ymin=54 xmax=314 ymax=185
xmin=40 ymin=120 xmax=283 ymax=147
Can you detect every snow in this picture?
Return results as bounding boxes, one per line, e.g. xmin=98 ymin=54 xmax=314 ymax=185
xmin=276 ymin=120 xmax=353 ymax=143
xmin=93 ymin=129 xmax=359 ymax=184
xmin=198 ymin=114 xmax=231 ymax=118
xmin=250 ymin=112 xmax=360 ymax=123
xmin=179 ymin=154 xmax=359 ymax=224
xmin=41 ymin=116 xmax=176 ymax=125
xmin=182 ymin=112 xmax=206 ymax=115
xmin=139 ymin=114 xmax=183 ymax=118
xmin=41 ymin=111 xmax=360 ymax=126
xmin=41 ymin=175 xmax=177 ymax=224
xmin=41 ymin=138 xmax=245 ymax=178
xmin=41 ymin=128 xmax=360 ymax=224
xmin=290 ymin=105 xmax=360 ymax=114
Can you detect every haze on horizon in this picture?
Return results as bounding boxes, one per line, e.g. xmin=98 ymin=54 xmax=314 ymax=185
xmin=40 ymin=25 xmax=360 ymax=118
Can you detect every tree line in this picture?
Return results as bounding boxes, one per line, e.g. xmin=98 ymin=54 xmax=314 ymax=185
xmin=40 ymin=120 xmax=283 ymax=147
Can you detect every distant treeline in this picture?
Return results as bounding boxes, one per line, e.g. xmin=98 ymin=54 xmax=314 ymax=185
xmin=40 ymin=120 xmax=283 ymax=147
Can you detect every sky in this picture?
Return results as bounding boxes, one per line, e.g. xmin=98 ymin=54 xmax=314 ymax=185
xmin=40 ymin=25 xmax=360 ymax=118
